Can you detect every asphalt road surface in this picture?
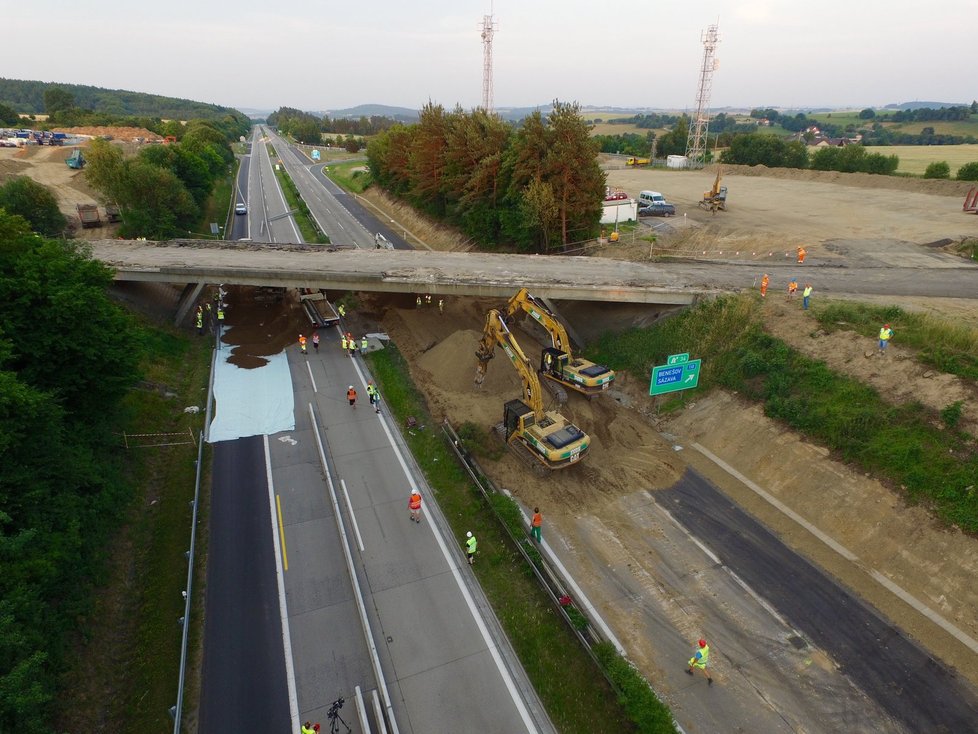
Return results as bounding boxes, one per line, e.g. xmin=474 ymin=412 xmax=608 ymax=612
xmin=198 ymin=320 xmax=553 ymax=732
xmin=661 ymin=469 xmax=978 ymax=732
xmin=265 ymin=128 xmax=376 ymax=249
xmin=198 ymin=436 xmax=291 ymax=732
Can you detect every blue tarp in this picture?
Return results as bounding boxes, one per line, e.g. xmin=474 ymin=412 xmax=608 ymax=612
xmin=208 ymin=342 xmax=295 ymax=443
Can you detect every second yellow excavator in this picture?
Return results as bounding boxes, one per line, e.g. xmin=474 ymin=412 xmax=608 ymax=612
xmin=505 ymin=288 xmax=615 ymax=398
xmin=475 ymin=309 xmax=590 ymax=470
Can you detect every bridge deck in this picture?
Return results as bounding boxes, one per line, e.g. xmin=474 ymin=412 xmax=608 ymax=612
xmin=88 ymin=239 xmax=709 ymax=304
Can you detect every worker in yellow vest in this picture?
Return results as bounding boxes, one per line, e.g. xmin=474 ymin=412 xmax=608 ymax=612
xmin=341 ymin=334 xmax=348 ymax=351
xmin=802 ymin=283 xmax=813 ymax=310
xmin=878 ymin=323 xmax=894 ymax=356
xmin=465 ymin=531 xmax=477 ymax=565
xmin=686 ymin=638 xmax=712 ymax=685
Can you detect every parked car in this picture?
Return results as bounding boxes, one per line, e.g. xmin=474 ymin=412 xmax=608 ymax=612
xmin=639 ymin=202 xmax=676 ymax=217
xmin=235 ymin=203 xmax=247 ymax=215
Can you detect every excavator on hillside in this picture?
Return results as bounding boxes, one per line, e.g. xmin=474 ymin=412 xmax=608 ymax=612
xmin=475 ymin=309 xmax=590 ymax=470
xmin=699 ymin=166 xmax=728 ymax=214
xmin=505 ymin=288 xmax=615 ymax=398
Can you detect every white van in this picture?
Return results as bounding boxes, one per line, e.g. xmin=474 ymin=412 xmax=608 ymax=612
xmin=638 ymin=190 xmax=667 ymax=207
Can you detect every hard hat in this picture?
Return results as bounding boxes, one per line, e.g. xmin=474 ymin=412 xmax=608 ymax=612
xmin=466 ymin=531 xmax=472 ymax=538
xmin=884 ymin=323 xmax=890 ymax=327
xmin=698 ymin=639 xmax=707 ymax=647
xmin=349 ymin=385 xmax=354 ymax=390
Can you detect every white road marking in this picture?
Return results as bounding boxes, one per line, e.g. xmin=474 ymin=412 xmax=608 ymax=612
xmin=307 ymin=404 xmax=401 ymax=734
xmin=691 ymin=442 xmax=978 ymax=656
xmin=350 ymin=367 xmax=538 ymax=732
xmin=306 ymin=361 xmax=317 ymax=392
xmin=264 ymin=435 xmax=300 ymax=730
xmin=341 ymin=479 xmax=365 ymax=552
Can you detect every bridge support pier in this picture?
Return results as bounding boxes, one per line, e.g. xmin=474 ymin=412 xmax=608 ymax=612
xmin=174 ymin=282 xmax=205 ymax=326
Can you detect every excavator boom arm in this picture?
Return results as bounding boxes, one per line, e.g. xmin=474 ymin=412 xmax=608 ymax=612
xmin=506 ymin=288 xmax=571 ymax=353
xmin=475 ymin=309 xmax=544 ymax=415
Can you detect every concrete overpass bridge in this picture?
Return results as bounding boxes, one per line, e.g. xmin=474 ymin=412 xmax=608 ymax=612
xmin=89 ymin=239 xmax=713 ymax=324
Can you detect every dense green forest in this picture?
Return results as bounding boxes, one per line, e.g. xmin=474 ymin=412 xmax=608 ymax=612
xmin=0 ymin=211 xmax=142 ymax=733
xmin=0 ymin=77 xmax=244 ymax=122
xmin=366 ymin=101 xmax=605 ymax=251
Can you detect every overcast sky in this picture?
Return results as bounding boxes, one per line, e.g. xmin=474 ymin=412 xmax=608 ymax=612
xmin=6 ymin=0 xmax=973 ymax=113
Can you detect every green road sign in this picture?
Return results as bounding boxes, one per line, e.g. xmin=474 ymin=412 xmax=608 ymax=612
xmin=667 ymin=353 xmax=690 ymax=365
xmin=650 ymin=359 xmax=701 ymax=396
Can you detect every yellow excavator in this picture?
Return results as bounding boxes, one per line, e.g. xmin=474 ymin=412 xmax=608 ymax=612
xmin=699 ymin=166 xmax=728 ymax=214
xmin=475 ymin=309 xmax=590 ymax=470
xmin=505 ymin=288 xmax=615 ymax=398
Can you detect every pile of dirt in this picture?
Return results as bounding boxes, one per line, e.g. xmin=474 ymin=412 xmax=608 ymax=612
xmin=53 ymin=126 xmax=163 ymax=143
xmin=708 ymin=163 xmax=974 ymax=197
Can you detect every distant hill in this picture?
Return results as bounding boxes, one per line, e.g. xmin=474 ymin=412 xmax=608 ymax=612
xmin=0 ymin=77 xmax=243 ymax=121
xmin=324 ymin=104 xmax=419 ymax=122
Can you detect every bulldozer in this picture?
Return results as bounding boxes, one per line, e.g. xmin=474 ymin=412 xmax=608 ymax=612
xmin=699 ymin=167 xmax=727 ymax=214
xmin=475 ymin=310 xmax=590 ymax=470
xmin=505 ymin=288 xmax=615 ymax=398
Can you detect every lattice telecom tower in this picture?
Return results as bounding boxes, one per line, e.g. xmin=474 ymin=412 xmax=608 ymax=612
xmin=685 ymin=23 xmax=720 ymax=166
xmin=480 ymin=5 xmax=498 ymax=112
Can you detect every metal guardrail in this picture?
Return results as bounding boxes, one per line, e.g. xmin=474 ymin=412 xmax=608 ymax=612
xmin=170 ymin=426 xmax=205 ymax=732
xmin=440 ymin=420 xmax=687 ymax=734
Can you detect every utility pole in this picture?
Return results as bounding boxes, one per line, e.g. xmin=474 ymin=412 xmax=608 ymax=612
xmin=480 ymin=3 xmax=498 ymax=112
xmin=685 ymin=23 xmax=720 ymax=167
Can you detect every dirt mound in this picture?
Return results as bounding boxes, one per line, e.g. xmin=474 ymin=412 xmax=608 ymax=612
xmin=418 ymin=328 xmax=520 ymax=402
xmin=53 ymin=126 xmax=163 ymax=143
xmin=711 ymin=163 xmax=974 ymax=197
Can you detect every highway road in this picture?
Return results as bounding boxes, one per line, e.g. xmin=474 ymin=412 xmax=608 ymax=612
xmin=198 ymin=135 xmax=552 ymax=732
xmin=263 ymin=127 xmax=377 ymax=249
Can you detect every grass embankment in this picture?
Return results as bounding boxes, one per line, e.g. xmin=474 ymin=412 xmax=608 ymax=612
xmin=590 ymin=296 xmax=978 ymax=531
xmin=55 ymin=323 xmax=212 ymax=732
xmin=322 ymin=160 xmax=372 ymax=193
xmin=367 ymin=345 xmax=676 ymax=733
xmin=815 ymin=302 xmax=978 ymax=381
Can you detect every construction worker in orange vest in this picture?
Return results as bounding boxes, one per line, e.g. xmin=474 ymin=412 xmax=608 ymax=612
xmin=346 ymin=385 xmax=357 ymax=408
xmin=787 ymin=278 xmax=798 ymax=301
xmin=797 ymin=246 xmax=807 ymax=264
xmin=760 ymin=274 xmax=770 ymax=298
xmin=531 ymin=507 xmax=543 ymax=543
xmin=408 ymin=489 xmax=422 ymax=523
xmin=298 ymin=334 xmax=307 ymax=354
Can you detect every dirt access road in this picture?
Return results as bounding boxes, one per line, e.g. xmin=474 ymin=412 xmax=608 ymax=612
xmin=344 ymin=166 xmax=978 ymax=733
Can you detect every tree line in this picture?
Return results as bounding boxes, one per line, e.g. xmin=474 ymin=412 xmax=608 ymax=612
xmin=83 ymin=118 xmax=247 ymax=239
xmin=0 ymin=210 xmax=142 ymax=733
xmin=367 ymin=101 xmax=605 ymax=251
xmin=267 ymin=106 xmax=402 ymax=150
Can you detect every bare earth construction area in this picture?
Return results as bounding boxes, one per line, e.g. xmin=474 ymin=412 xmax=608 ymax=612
xmin=350 ymin=165 xmax=978 ymax=732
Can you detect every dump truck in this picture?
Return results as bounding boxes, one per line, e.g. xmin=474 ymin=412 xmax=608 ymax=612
xmin=76 ymin=204 xmax=101 ymax=228
xmin=505 ymin=288 xmax=615 ymax=398
xmin=105 ymin=204 xmax=122 ymax=223
xmin=626 ymin=157 xmax=650 ymax=166
xmin=66 ymin=149 xmax=85 ymax=169
xmin=298 ymin=289 xmax=341 ymax=328
xmin=475 ymin=309 xmax=590 ymax=470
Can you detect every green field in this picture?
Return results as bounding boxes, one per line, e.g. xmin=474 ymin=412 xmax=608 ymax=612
xmin=808 ymin=111 xmax=978 ymax=138
xmin=867 ymin=144 xmax=978 ymax=175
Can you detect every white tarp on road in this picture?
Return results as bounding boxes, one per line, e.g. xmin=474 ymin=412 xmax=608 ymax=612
xmin=207 ymin=345 xmax=295 ymax=443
